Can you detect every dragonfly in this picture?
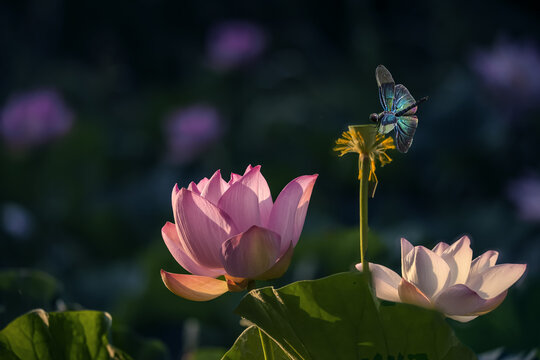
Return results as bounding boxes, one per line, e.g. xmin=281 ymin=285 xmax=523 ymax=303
xmin=369 ymin=65 xmax=428 ymax=153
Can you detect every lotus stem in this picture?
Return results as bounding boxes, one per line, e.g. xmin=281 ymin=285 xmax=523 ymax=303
xmin=359 ymin=155 xmax=370 ymax=276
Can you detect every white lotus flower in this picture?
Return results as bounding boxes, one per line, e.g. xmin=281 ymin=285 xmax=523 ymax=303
xmin=357 ymin=236 xmax=526 ymax=322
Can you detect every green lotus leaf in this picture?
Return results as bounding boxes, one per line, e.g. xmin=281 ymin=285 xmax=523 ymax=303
xmin=225 ymin=272 xmax=476 ymax=360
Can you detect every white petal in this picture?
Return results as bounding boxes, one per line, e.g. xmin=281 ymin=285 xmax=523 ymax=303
xmin=404 ymin=246 xmax=450 ymax=298
xmin=466 ymin=263 xmax=526 ymax=299
xmin=447 ymin=315 xmax=478 ymax=322
xmin=434 ymin=284 xmax=506 ymax=316
xmin=469 ymin=250 xmax=499 ymax=277
xmin=440 ymin=236 xmax=473 ymax=286
xmin=356 ymin=263 xmax=401 ymax=303
xmin=432 ymin=242 xmax=449 ymax=256
xmin=400 ymin=238 xmax=414 ymax=276
xmin=398 ymin=279 xmax=432 ymax=308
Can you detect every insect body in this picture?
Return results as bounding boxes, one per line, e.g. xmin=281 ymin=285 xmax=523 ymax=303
xmin=369 ymin=65 xmax=428 ymax=153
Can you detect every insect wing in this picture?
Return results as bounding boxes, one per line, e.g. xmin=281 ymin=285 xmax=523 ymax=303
xmin=378 ymin=122 xmax=395 ymax=135
xmin=393 ymin=84 xmax=417 ymax=115
xmin=395 ymin=115 xmax=418 ymax=153
xmin=377 ymin=113 xmax=397 ymax=134
xmin=376 ymin=65 xmax=395 ymax=111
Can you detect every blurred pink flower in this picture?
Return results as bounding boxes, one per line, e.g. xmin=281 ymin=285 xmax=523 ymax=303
xmin=471 ymin=39 xmax=540 ymax=112
xmin=357 ymin=236 xmax=526 ymax=322
xmin=207 ymin=21 xmax=266 ymax=70
xmin=507 ymin=175 xmax=540 ymax=221
xmin=161 ymin=165 xmax=318 ymax=301
xmin=164 ymin=104 xmax=222 ymax=164
xmin=0 ymin=89 xmax=73 ymax=150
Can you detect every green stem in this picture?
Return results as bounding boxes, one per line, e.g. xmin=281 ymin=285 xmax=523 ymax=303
xmin=359 ymin=155 xmax=370 ymax=276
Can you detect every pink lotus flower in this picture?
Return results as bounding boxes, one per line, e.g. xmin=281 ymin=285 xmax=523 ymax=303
xmin=164 ymin=104 xmax=223 ymax=164
xmin=357 ymin=236 xmax=526 ymax=322
xmin=206 ymin=21 xmax=266 ymax=70
xmin=1 ymin=89 xmax=73 ymax=150
xmin=161 ymin=165 xmax=318 ymax=301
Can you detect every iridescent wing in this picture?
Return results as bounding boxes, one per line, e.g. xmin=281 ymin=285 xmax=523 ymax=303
xmin=376 ymin=65 xmax=395 ymax=111
xmin=395 ymin=115 xmax=418 ymax=153
xmin=377 ymin=113 xmax=397 ymax=134
xmin=393 ymin=84 xmax=417 ymax=115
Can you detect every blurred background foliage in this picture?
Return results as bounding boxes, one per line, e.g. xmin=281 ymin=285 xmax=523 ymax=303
xmin=1 ymin=0 xmax=539 ymax=358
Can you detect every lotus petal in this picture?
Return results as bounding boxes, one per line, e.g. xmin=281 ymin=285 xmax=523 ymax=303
xmin=161 ymin=270 xmax=228 ymax=301
xmin=466 ymin=263 xmax=526 ymax=299
xmin=187 ymin=181 xmax=201 ymax=195
xmin=398 ymin=278 xmax=432 ymax=308
xmin=432 ymin=242 xmax=449 ymax=256
xmin=174 ymin=189 xmax=235 ymax=268
xmin=440 ymin=236 xmax=473 ymax=287
xmin=356 ymin=262 xmax=401 ymax=303
xmin=434 ymin=284 xmax=507 ymax=316
xmin=256 ymin=242 xmax=295 ymax=280
xmin=404 ymin=246 xmax=450 ymax=298
xmin=469 ymin=250 xmax=499 ymax=276
xmin=221 ymin=226 xmax=281 ymax=279
xmin=229 ymin=172 xmax=242 ymax=185
xmin=197 ymin=177 xmax=209 ymax=190
xmin=268 ymin=174 xmax=318 ymax=253
xmin=447 ymin=315 xmax=478 ymax=322
xmin=218 ymin=166 xmax=272 ymax=232
xmin=401 ymin=238 xmax=414 ymax=275
xmin=162 ymin=222 xmax=224 ymax=277
xmin=200 ymin=170 xmax=229 ymax=205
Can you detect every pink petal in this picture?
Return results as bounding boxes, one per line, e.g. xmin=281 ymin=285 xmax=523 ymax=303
xmin=398 ymin=278 xmax=432 ymax=308
xmin=161 ymin=270 xmax=228 ymax=301
xmin=356 ymin=262 xmax=401 ymax=303
xmin=469 ymin=250 xmax=499 ymax=276
xmin=256 ymin=241 xmax=295 ymax=280
xmin=174 ymin=188 xmax=236 ymax=268
xmin=434 ymin=284 xmax=507 ymax=316
xmin=218 ymin=183 xmax=260 ymax=233
xmin=267 ymin=174 xmax=318 ymax=253
xmin=218 ymin=166 xmax=272 ymax=232
xmin=440 ymin=236 xmax=473 ymax=286
xmin=162 ymin=222 xmax=224 ymax=277
xmin=401 ymin=238 xmax=414 ymax=276
xmin=187 ymin=181 xmax=201 ymax=195
xmin=466 ymin=263 xmax=526 ymax=299
xmin=403 ymin=246 xmax=450 ymax=298
xmin=221 ymin=226 xmax=281 ymax=279
xmin=171 ymin=184 xmax=181 ymax=204
xmin=197 ymin=177 xmax=209 ymax=189
xmin=229 ymin=172 xmax=242 ymax=185
xmin=472 ymin=290 xmax=508 ymax=314
xmin=200 ymin=170 xmax=229 ymax=205
xmin=243 ymin=164 xmax=254 ymax=175
xmin=432 ymin=242 xmax=449 ymax=256
xmin=246 ymin=165 xmax=273 ymax=225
